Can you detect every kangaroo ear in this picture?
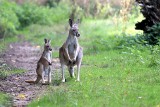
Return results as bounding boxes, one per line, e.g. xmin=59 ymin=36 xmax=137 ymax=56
xmin=76 ymin=19 xmax=80 ymax=24
xmin=44 ymin=38 xmax=47 ymax=43
xmin=48 ymin=39 xmax=51 ymax=44
xmin=69 ymin=19 xmax=73 ymax=27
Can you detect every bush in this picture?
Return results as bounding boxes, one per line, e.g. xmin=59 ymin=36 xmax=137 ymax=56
xmin=0 ymin=0 xmax=71 ymax=37
xmin=16 ymin=1 xmax=70 ymax=28
xmin=50 ymin=0 xmax=71 ymax=22
xmin=16 ymin=3 xmax=52 ymax=28
xmin=144 ymin=23 xmax=160 ymax=45
xmin=0 ymin=0 xmax=20 ymax=38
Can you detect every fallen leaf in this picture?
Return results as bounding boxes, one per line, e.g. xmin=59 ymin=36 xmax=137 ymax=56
xmin=14 ymin=78 xmax=19 ymax=80
xmin=17 ymin=94 xmax=26 ymax=99
xmin=36 ymin=46 xmax=40 ymax=48
xmin=12 ymin=60 xmax=16 ymax=63
xmin=10 ymin=45 xmax=13 ymax=49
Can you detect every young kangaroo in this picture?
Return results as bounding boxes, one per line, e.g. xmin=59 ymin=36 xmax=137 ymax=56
xmin=59 ymin=19 xmax=83 ymax=82
xmin=25 ymin=39 xmax=52 ymax=84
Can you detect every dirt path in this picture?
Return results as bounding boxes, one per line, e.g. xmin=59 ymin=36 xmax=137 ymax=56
xmin=0 ymin=42 xmax=60 ymax=106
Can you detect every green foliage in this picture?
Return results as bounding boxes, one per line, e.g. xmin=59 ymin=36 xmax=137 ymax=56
xmin=90 ymin=38 xmax=111 ymax=53
xmin=0 ymin=0 xmax=71 ymax=37
xmin=149 ymin=45 xmax=160 ymax=67
xmin=51 ymin=1 xmax=71 ymax=22
xmin=0 ymin=0 xmax=20 ymax=37
xmin=144 ymin=23 xmax=160 ymax=45
xmin=114 ymin=34 xmax=146 ymax=48
xmin=0 ymin=93 xmax=11 ymax=107
xmin=16 ymin=2 xmax=70 ymax=28
xmin=16 ymin=3 xmax=52 ymax=27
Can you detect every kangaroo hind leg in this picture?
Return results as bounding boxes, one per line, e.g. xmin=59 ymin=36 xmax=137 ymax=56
xmin=76 ymin=48 xmax=83 ymax=82
xmin=48 ymin=66 xmax=52 ymax=84
xmin=35 ymin=63 xmax=43 ymax=84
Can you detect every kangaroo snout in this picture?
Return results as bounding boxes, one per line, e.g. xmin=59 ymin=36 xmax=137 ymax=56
xmin=49 ymin=48 xmax=52 ymax=51
xmin=76 ymin=33 xmax=80 ymax=37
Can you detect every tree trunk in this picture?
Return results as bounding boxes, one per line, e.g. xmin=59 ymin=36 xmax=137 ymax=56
xmin=135 ymin=0 xmax=160 ymax=32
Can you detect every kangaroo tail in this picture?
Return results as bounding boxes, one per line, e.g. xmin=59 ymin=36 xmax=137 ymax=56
xmin=34 ymin=76 xmax=42 ymax=84
xmin=25 ymin=80 xmax=36 ymax=84
xmin=25 ymin=75 xmax=41 ymax=84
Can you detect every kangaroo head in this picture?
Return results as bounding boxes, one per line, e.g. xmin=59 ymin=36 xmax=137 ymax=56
xmin=44 ymin=38 xmax=52 ymax=51
xmin=69 ymin=19 xmax=80 ymax=37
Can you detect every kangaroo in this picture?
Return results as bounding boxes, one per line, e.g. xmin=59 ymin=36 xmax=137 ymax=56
xmin=59 ymin=19 xmax=83 ymax=82
xmin=25 ymin=39 xmax=52 ymax=84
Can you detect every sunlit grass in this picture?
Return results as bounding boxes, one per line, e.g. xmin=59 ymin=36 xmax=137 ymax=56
xmin=29 ymin=48 xmax=160 ymax=107
xmin=28 ymin=17 xmax=160 ymax=107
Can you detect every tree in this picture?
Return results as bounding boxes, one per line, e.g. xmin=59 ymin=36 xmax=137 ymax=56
xmin=135 ymin=0 xmax=160 ymax=45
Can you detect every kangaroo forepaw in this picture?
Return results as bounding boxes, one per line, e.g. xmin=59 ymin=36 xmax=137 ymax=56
xmin=49 ymin=62 xmax=52 ymax=65
xmin=73 ymin=60 xmax=76 ymax=65
xmin=68 ymin=60 xmax=72 ymax=64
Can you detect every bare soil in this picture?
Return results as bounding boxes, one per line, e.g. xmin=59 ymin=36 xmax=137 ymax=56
xmin=0 ymin=42 xmax=60 ymax=107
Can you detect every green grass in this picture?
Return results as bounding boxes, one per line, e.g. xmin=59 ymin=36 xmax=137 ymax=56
xmin=29 ymin=48 xmax=160 ymax=107
xmin=0 ymin=92 xmax=11 ymax=107
xmin=27 ymin=17 xmax=160 ymax=107
xmin=0 ymin=67 xmax=25 ymax=79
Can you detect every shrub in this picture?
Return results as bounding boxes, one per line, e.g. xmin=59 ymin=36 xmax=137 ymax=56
xmin=144 ymin=23 xmax=160 ymax=45
xmin=50 ymin=0 xmax=71 ymax=23
xmin=0 ymin=0 xmax=20 ymax=38
xmin=0 ymin=0 xmax=71 ymax=37
xmin=16 ymin=1 xmax=70 ymax=28
xmin=16 ymin=3 xmax=52 ymax=28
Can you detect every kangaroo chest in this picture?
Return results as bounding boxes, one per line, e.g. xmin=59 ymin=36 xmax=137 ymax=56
xmin=44 ymin=52 xmax=51 ymax=62
xmin=68 ymin=43 xmax=76 ymax=52
xmin=68 ymin=39 xmax=78 ymax=58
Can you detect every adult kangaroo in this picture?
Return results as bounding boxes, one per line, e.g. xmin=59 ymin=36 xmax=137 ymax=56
xmin=59 ymin=19 xmax=83 ymax=82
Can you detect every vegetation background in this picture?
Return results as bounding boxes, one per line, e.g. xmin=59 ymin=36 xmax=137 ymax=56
xmin=0 ymin=0 xmax=160 ymax=107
